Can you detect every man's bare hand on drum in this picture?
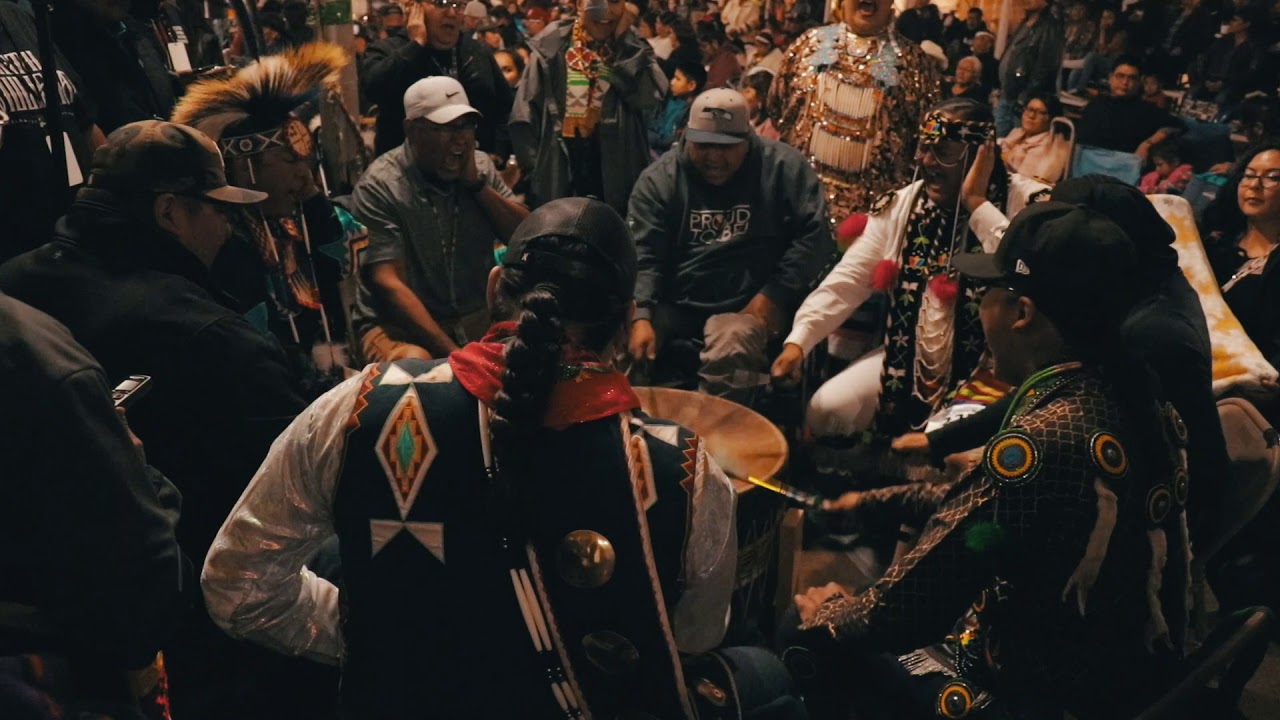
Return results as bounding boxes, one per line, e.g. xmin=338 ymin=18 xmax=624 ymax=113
xmin=796 ymin=582 xmax=851 ymax=623
xmin=891 ymin=432 xmax=930 ymax=454
xmin=771 ymin=343 xmax=804 ymax=385
xmin=742 ymin=293 xmax=785 ymax=337
xmin=821 ymin=491 xmax=866 ymax=513
xmin=629 ymin=319 xmax=657 ymax=363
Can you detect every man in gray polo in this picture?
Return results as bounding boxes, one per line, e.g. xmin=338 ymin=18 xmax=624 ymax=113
xmin=627 ymin=88 xmax=833 ymax=401
xmin=351 ymin=76 xmax=530 ymax=362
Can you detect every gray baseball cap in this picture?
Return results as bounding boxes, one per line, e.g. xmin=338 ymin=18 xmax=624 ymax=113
xmin=685 ymin=88 xmax=752 ymax=145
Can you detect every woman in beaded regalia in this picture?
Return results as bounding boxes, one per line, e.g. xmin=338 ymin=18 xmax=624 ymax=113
xmin=768 ymin=0 xmax=941 ymax=231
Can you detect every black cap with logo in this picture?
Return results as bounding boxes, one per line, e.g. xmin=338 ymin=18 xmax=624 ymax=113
xmin=504 ymin=197 xmax=637 ymax=299
xmin=952 ymin=201 xmax=1140 ymax=330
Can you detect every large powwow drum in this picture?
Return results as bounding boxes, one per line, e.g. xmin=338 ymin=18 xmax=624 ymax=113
xmin=635 ymin=387 xmax=789 ymax=639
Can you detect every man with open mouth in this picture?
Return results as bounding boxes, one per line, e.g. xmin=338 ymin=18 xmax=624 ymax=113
xmin=768 ymin=0 xmax=941 ymax=231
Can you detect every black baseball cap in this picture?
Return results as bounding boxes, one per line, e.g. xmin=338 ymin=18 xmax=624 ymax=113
xmin=952 ymin=201 xmax=1140 ymax=326
xmin=504 ymin=197 xmax=637 ymax=298
xmin=1049 ymin=174 xmax=1177 ymax=269
xmin=88 ymin=120 xmax=267 ymax=204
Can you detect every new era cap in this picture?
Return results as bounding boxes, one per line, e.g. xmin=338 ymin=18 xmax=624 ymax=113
xmin=685 ymin=88 xmax=752 ymax=145
xmin=505 ymin=197 xmax=637 ymax=298
xmin=404 ymin=77 xmax=483 ymax=124
xmin=88 ymin=120 xmax=267 ymax=204
xmin=952 ymin=201 xmax=1140 ymax=326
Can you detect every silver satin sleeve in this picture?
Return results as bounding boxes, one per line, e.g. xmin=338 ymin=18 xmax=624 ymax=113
xmin=670 ymin=444 xmax=738 ymax=654
xmin=201 ymin=371 xmax=367 ymax=665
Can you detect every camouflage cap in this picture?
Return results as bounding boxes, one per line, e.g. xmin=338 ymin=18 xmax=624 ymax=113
xmin=88 ymin=120 xmax=268 ymax=205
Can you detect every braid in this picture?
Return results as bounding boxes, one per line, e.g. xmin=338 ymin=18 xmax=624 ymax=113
xmin=491 ymin=285 xmax=565 ymax=441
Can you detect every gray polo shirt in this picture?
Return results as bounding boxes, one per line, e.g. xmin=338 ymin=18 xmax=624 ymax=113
xmin=350 ymin=143 xmax=513 ymax=334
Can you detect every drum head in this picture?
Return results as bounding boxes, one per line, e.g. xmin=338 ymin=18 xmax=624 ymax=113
xmin=634 ymin=387 xmax=788 ymax=487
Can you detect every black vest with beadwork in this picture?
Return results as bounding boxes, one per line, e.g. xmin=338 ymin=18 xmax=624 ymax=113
xmin=332 ymin=358 xmax=698 ymax=719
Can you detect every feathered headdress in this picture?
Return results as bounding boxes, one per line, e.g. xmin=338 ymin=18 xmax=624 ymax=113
xmin=172 ymin=42 xmax=349 ymax=161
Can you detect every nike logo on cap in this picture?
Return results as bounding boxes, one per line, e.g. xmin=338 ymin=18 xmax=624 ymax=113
xmin=446 ymin=91 xmax=460 ymax=99
xmin=1015 ymin=259 xmax=1031 ymax=275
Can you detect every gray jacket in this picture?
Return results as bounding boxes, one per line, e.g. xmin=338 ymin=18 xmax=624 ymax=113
xmin=509 ymin=20 xmax=667 ymax=213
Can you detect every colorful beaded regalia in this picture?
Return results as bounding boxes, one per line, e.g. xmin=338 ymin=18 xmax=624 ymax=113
xmin=768 ymin=23 xmax=940 ymax=227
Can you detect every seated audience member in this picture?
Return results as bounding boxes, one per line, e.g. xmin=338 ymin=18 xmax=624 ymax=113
xmin=0 ymin=293 xmax=185 ymax=719
xmin=1142 ymin=73 xmax=1170 ymax=110
xmin=786 ymin=202 xmax=1191 ymax=720
xmin=1189 ymin=8 xmax=1265 ymax=110
xmin=699 ymin=23 xmax=742 ymax=89
xmin=742 ymin=67 xmax=780 ymax=140
xmin=942 ymin=7 xmax=987 ymax=67
xmin=1154 ymin=0 xmax=1216 ymax=84
xmin=1140 ymin=142 xmax=1194 ymax=194
xmin=1000 ymin=93 xmax=1069 ymax=183
xmin=901 ymin=172 xmax=1229 ymax=541
xmin=1076 ymin=55 xmax=1182 ymax=161
xmin=649 ymin=10 xmax=676 ymax=58
xmin=1062 ymin=0 xmax=1097 ymax=60
xmin=1067 ymin=8 xmax=1128 ymax=93
xmin=943 ymin=55 xmax=987 ymax=103
xmin=749 ymin=30 xmax=784 ymax=74
xmin=203 ymin=198 xmax=805 ymax=719
xmin=662 ymin=16 xmax=702 ymax=79
xmin=351 ymin=78 xmax=529 ymax=362
xmin=649 ymin=57 xmax=706 ymax=154
xmin=722 ymin=0 xmax=762 ymax=39
xmin=771 ymin=99 xmax=1044 ymax=444
xmin=629 ymin=89 xmax=833 ymax=401
xmin=1202 ymin=144 xmax=1280 ymax=381
xmin=0 ymin=121 xmax=323 ymax=720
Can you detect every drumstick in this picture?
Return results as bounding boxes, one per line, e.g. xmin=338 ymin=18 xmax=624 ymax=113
xmin=745 ymin=476 xmax=824 ymax=510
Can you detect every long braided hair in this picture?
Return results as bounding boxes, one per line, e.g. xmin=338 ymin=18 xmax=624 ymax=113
xmin=488 ymin=232 xmax=634 ymax=514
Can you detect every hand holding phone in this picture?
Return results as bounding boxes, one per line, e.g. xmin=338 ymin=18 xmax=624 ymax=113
xmin=112 ymin=375 xmax=152 ymax=410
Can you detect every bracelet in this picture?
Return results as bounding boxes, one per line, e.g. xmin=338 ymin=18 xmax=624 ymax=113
xmin=463 ymin=177 xmax=486 ymax=193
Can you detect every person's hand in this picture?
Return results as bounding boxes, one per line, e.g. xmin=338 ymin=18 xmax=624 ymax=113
xmin=499 ymin=156 xmax=521 ymax=191
xmin=629 ymin=319 xmax=657 ymax=362
xmin=891 ymin=432 xmax=930 ymax=454
xmin=742 ymin=293 xmax=785 ymax=337
xmin=407 ymin=1 xmax=429 ymax=46
xmin=117 ymin=407 xmax=145 ymax=464
xmin=1208 ymin=161 xmax=1232 ymax=175
xmin=943 ymin=447 xmax=984 ymax=481
xmin=771 ymin=343 xmax=804 ymax=385
xmin=821 ymin=491 xmax=865 ymax=513
xmin=795 ymin=582 xmax=849 ymax=624
xmin=614 ymin=4 xmax=636 ymax=39
xmin=1135 ymin=141 xmax=1151 ymax=163
xmin=961 ymin=138 xmax=996 ymax=213
xmin=460 ymin=139 xmax=481 ymax=189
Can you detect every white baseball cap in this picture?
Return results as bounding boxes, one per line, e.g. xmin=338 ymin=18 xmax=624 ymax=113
xmin=403 ymin=77 xmax=483 ymax=124
xmin=464 ymin=0 xmax=488 ymax=18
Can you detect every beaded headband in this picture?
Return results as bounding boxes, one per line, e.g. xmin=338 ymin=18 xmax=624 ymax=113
xmin=917 ymin=112 xmax=995 ymax=147
xmin=219 ymin=117 xmax=313 ymax=159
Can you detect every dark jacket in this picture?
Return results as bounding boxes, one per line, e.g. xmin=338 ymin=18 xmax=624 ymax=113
xmin=628 ymin=134 xmax=834 ymax=320
xmin=998 ymin=9 xmax=1063 ymax=106
xmin=362 ymin=34 xmax=513 ymax=157
xmin=0 ymin=293 xmax=185 ymax=670
xmin=0 ymin=194 xmax=305 ymax=567
xmin=510 ymin=20 xmax=667 ymax=214
xmin=51 ymin=14 xmax=176 ymax=133
xmin=0 ymin=193 xmax=331 ymax=720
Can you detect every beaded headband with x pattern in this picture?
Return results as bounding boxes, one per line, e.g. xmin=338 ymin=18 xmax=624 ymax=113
xmin=917 ymin=111 xmax=995 ymax=147
xmin=219 ymin=117 xmax=314 ymax=160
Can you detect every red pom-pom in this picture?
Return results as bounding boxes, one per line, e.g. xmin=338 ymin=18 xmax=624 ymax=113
xmin=871 ymin=259 xmax=899 ymax=292
xmin=838 ymin=213 xmax=869 ymax=241
xmin=929 ymin=274 xmax=960 ymax=306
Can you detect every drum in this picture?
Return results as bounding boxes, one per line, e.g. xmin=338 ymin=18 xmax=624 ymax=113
xmin=635 ymin=387 xmax=788 ymax=641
